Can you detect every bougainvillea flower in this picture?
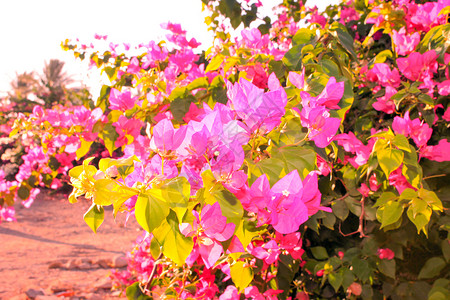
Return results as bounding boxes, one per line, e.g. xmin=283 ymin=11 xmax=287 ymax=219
xmin=373 ymin=86 xmax=397 ymax=114
xmin=392 ymin=111 xmax=432 ymax=147
xmin=288 ymin=70 xmax=305 ymax=90
xmin=392 ymin=28 xmax=420 ymax=56
xmin=113 ymin=115 xmax=144 ymax=148
xmin=377 ymin=248 xmax=395 ymax=260
xmin=420 ymin=139 xmax=450 ymax=162
xmin=109 ymin=88 xmax=137 ymax=111
xmin=150 ymin=118 xmax=187 ymax=152
xmin=227 ymin=76 xmax=287 ymax=134
xmin=397 ymin=50 xmax=438 ymax=84
xmin=315 ymin=77 xmax=345 ymax=109
xmin=269 ymin=170 xmax=308 ymax=234
xmin=299 ymin=105 xmax=341 ymax=148
xmin=180 ymin=203 xmax=235 ymax=268
xmin=367 ymin=64 xmax=401 ymax=88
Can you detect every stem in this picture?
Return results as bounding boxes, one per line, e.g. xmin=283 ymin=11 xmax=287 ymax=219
xmin=142 ymin=252 xmax=164 ymax=294
xmin=423 ymin=174 xmax=447 ymax=180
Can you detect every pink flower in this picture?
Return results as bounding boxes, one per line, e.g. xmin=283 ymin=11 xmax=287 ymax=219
xmin=392 ymin=111 xmax=432 ymax=147
xmin=316 ymin=269 xmax=324 ymax=276
xmin=377 ymin=248 xmax=395 ymax=260
xmin=109 ymin=88 xmax=137 ymax=111
xmin=420 ymin=139 xmax=450 ymax=162
xmin=127 ymin=57 xmax=141 ymax=74
xmin=299 ymin=105 xmax=341 ymax=148
xmin=443 ymin=107 xmax=450 ymax=122
xmin=180 ymin=203 xmax=235 ymax=269
xmin=367 ymin=64 xmax=401 ymax=88
xmin=150 ymin=118 xmax=187 ymax=152
xmin=392 ymin=28 xmax=420 ymax=56
xmin=357 ymin=183 xmax=370 ymax=197
xmin=373 ymin=86 xmax=397 ymax=114
xmin=397 ymin=51 xmax=438 ymax=86
xmin=113 ymin=115 xmax=144 ymax=147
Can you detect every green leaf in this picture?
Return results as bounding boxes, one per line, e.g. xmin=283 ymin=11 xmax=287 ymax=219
xmin=399 ymin=188 xmax=418 ymax=202
xmin=135 ymin=192 xmax=170 ymax=233
xmin=373 ymin=192 xmax=397 ymax=208
xmin=206 ymin=54 xmax=224 ymax=72
xmin=99 ymin=156 xmax=138 ymax=178
xmin=100 ymin=123 xmax=119 ymax=156
xmin=17 ymin=184 xmax=30 ymax=200
xmin=83 ymin=204 xmax=104 ymax=233
xmin=418 ymin=257 xmax=446 ymax=279
xmin=328 ymin=271 xmax=344 ymax=292
xmin=187 ymin=77 xmax=209 ymax=91
xmin=407 ymin=207 xmax=431 ymax=236
xmin=378 ymin=259 xmax=396 ymax=279
xmin=170 ymin=95 xmax=196 ymax=123
xmin=207 ymin=189 xmax=244 ymax=228
xmin=330 ymin=22 xmax=357 ymax=59
xmin=292 ymin=28 xmax=317 ymax=46
xmin=235 ymin=219 xmax=265 ymax=250
xmin=276 ymin=254 xmax=300 ymax=299
xmin=442 ymin=240 xmax=450 ymax=262
xmin=374 ymin=50 xmax=393 ymax=64
xmin=311 ymin=246 xmax=329 ymax=260
xmin=377 ymin=148 xmax=404 ymax=178
xmin=126 ymin=282 xmax=151 ymax=300
xmin=152 ymin=210 xmax=194 ymax=266
xmin=271 ymin=146 xmax=317 ymax=179
xmin=93 ymin=178 xmax=135 ymax=206
xmin=402 ymin=145 xmax=422 ymax=188
xmin=149 ymin=177 xmax=190 ymax=223
xmin=230 ymin=261 xmax=253 ymax=292
xmin=332 ymin=199 xmax=349 ymax=220
xmin=76 ymin=139 xmax=93 ymax=160
xmin=392 ymin=134 xmax=411 ymax=152
xmin=380 ymin=201 xmax=403 ymax=229
xmin=351 ymin=258 xmax=371 ymax=282
xmin=418 ymin=188 xmax=443 ymax=211
xmin=282 ymin=44 xmax=303 ymax=71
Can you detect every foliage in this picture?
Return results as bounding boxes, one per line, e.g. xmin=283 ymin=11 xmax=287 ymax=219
xmin=2 ymin=0 xmax=450 ymax=299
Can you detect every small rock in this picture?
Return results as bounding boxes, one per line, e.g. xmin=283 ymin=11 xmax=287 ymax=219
xmin=9 ymin=294 xmax=28 ymax=300
xmin=95 ymin=258 xmax=112 ymax=269
xmin=50 ymin=281 xmax=73 ymax=293
xmin=65 ymin=259 xmax=78 ymax=270
xmin=94 ymin=277 xmax=113 ymax=290
xmin=25 ymin=288 xmax=44 ymax=299
xmin=35 ymin=296 xmax=59 ymax=300
xmin=48 ymin=261 xmax=64 ymax=269
xmin=78 ymin=262 xmax=92 ymax=270
xmin=84 ymin=293 xmax=103 ymax=300
xmin=112 ymin=255 xmax=128 ymax=268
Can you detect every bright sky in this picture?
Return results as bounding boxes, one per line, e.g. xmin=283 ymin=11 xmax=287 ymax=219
xmin=0 ymin=0 xmax=338 ymax=97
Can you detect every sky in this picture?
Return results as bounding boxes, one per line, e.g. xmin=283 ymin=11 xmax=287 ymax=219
xmin=0 ymin=0 xmax=339 ymax=97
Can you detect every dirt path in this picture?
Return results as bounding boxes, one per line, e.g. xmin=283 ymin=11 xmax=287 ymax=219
xmin=0 ymin=190 xmax=143 ymax=300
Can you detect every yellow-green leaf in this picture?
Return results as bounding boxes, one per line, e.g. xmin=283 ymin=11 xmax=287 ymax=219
xmin=83 ymin=204 xmax=104 ymax=233
xmin=230 ymin=261 xmax=253 ymax=292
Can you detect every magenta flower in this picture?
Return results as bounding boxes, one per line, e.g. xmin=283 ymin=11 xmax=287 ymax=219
xmin=150 ymin=118 xmax=187 ymax=152
xmin=180 ymin=203 xmax=235 ymax=269
xmin=392 ymin=28 xmax=420 ymax=56
xmin=109 ymin=88 xmax=137 ymax=111
xmin=392 ymin=112 xmax=432 ymax=147
xmin=367 ymin=64 xmax=401 ymax=88
xmin=227 ymin=75 xmax=287 ymax=134
xmin=299 ymin=105 xmax=341 ymax=148
xmin=269 ymin=170 xmax=308 ymax=234
xmin=420 ymin=139 xmax=450 ymax=162
xmin=113 ymin=115 xmax=144 ymax=147
xmin=377 ymin=248 xmax=395 ymax=260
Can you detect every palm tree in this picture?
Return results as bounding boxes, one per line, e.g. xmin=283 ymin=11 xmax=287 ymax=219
xmin=41 ymin=59 xmax=73 ymax=89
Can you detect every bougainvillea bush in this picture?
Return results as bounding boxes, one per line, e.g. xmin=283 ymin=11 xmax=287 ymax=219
xmin=3 ymin=0 xmax=450 ymax=298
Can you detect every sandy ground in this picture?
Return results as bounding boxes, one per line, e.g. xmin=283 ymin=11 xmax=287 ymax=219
xmin=0 ymin=190 xmax=143 ymax=300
